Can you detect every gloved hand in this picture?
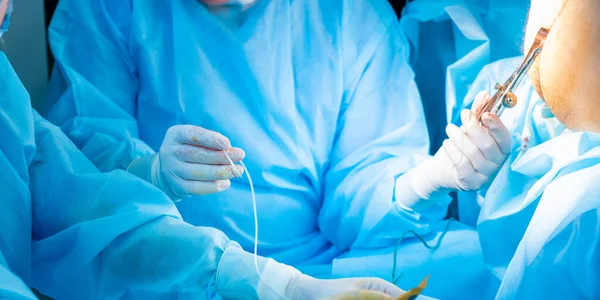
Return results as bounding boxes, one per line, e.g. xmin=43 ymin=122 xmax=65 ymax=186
xmin=216 ymin=247 xmax=405 ymax=300
xmin=411 ymin=91 xmax=511 ymax=203
xmin=285 ymin=275 xmax=404 ymax=300
xmin=321 ymin=290 xmax=395 ymax=300
xmin=321 ymin=290 xmax=436 ymax=300
xmin=127 ymin=125 xmax=245 ymax=200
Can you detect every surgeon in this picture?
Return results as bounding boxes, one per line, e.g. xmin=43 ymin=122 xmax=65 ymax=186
xmin=0 ymin=1 xmax=411 ymax=299
xmin=45 ymin=0 xmax=509 ymax=297
xmin=459 ymin=0 xmax=600 ymax=298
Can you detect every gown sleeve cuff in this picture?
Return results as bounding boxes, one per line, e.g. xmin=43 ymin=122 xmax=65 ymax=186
xmin=215 ymin=244 xmax=300 ymax=299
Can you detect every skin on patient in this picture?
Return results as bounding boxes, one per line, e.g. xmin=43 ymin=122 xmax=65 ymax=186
xmin=526 ymin=0 xmax=600 ymax=132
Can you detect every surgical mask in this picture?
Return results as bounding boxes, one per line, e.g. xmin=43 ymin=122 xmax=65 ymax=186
xmin=0 ymin=0 xmax=12 ymax=38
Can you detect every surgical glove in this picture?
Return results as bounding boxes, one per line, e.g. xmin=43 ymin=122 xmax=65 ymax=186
xmin=285 ymin=275 xmax=404 ymax=300
xmin=127 ymin=125 xmax=245 ymax=200
xmin=322 ymin=290 xmax=436 ymax=300
xmin=411 ymin=91 xmax=511 ymax=204
xmin=216 ymin=246 xmax=404 ymax=300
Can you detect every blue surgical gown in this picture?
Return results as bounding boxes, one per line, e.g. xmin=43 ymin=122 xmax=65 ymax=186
xmin=461 ymin=57 xmax=600 ymax=298
xmin=0 ymin=262 xmax=35 ymax=300
xmin=0 ymin=51 xmax=292 ymax=300
xmin=45 ymin=0 xmax=495 ymax=297
xmin=399 ymin=0 xmax=530 ymax=152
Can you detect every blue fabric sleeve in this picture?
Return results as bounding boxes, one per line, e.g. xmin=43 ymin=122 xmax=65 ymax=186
xmin=3 ymin=50 xmax=274 ymax=299
xmin=45 ymin=0 xmax=154 ymax=171
xmin=319 ymin=1 xmax=451 ymax=250
xmin=28 ymin=112 xmax=234 ymax=299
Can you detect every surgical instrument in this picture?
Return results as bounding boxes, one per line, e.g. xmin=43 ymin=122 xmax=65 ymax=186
xmin=476 ymin=28 xmax=549 ymax=120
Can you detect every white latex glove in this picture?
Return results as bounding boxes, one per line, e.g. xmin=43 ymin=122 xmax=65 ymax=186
xmin=127 ymin=125 xmax=245 ymax=200
xmin=216 ymin=246 xmax=406 ymax=300
xmin=285 ymin=275 xmax=404 ymax=300
xmin=410 ymin=91 xmax=511 ymax=206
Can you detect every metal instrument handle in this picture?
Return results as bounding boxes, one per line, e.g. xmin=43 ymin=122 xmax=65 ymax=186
xmin=475 ymin=28 xmax=549 ymax=121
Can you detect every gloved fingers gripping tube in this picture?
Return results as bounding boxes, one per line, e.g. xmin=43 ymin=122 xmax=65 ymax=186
xmin=224 ymin=151 xmax=243 ymax=178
